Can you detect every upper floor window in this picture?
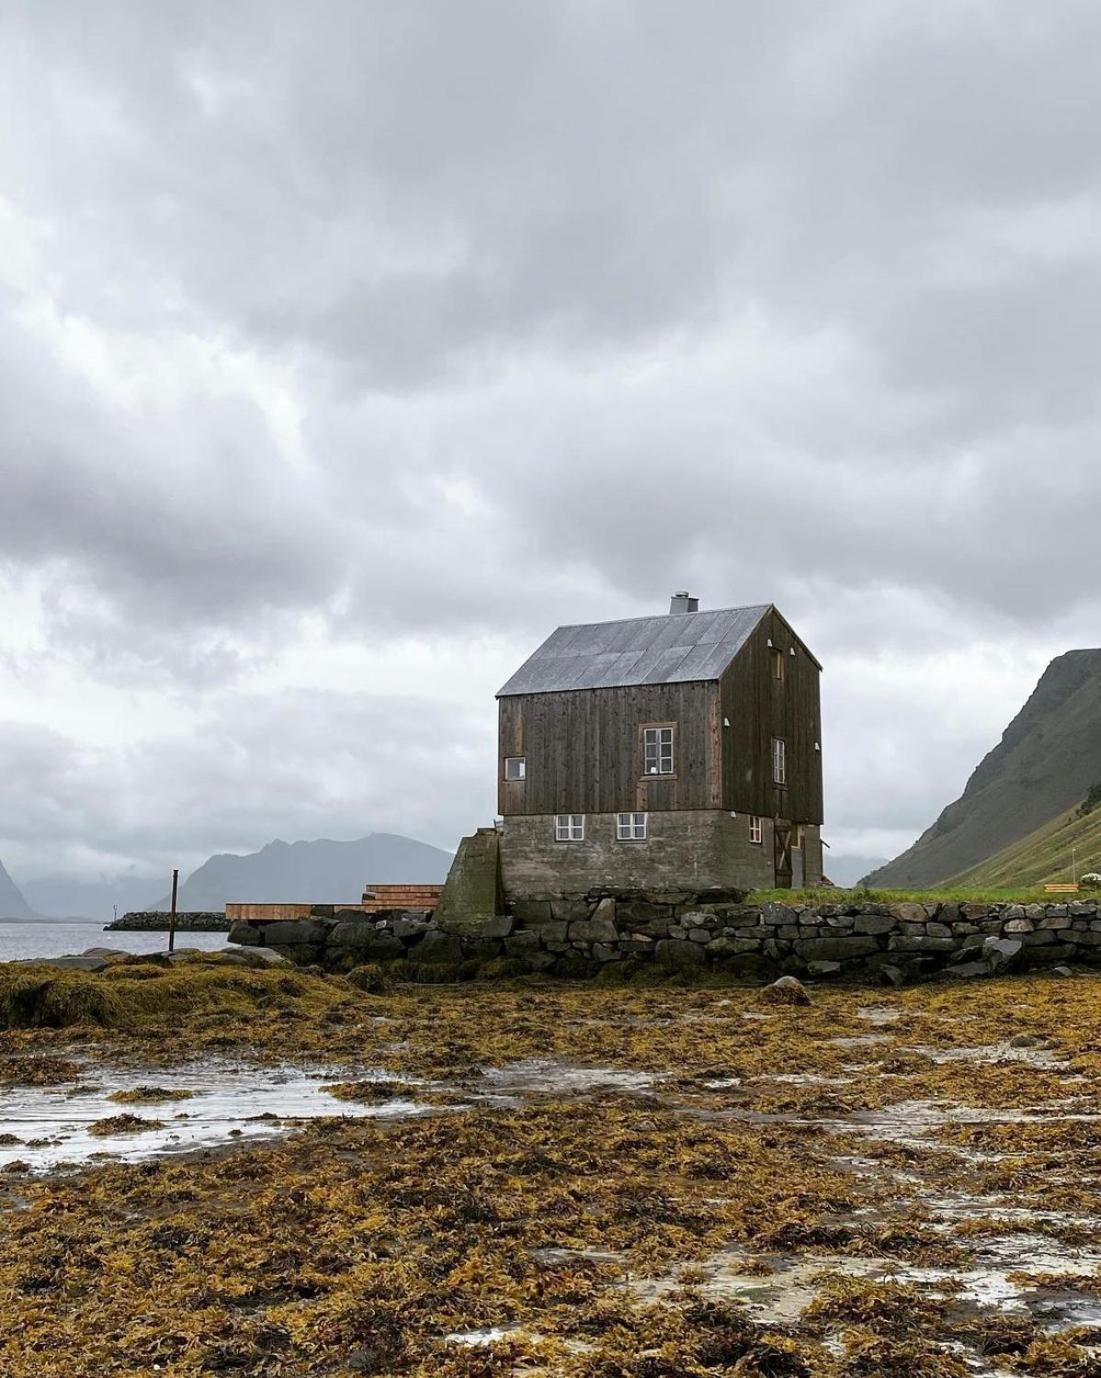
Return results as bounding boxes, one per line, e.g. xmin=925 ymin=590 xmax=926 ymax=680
xmin=643 ymin=725 xmax=675 ymax=776
xmin=749 ymin=815 xmax=763 ymax=845
xmin=772 ymin=737 xmax=787 ymax=786
xmin=770 ymin=646 xmax=785 ymax=682
xmin=503 ymin=756 xmax=526 ymax=781
xmin=617 ymin=812 xmax=648 ymax=841
xmin=555 ymin=814 xmax=585 ymax=842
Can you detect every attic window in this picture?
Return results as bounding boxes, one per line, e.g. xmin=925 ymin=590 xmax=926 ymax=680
xmin=503 ymin=756 xmax=526 ymax=782
xmin=643 ymin=726 xmax=675 ymax=776
xmin=770 ymin=647 xmax=785 ymax=682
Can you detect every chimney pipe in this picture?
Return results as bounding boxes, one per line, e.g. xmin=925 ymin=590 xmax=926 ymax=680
xmin=669 ymin=591 xmax=699 ymax=614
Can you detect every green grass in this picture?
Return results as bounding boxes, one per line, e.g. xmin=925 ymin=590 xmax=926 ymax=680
xmin=746 ymin=884 xmax=1090 ymax=905
xmin=945 ymin=804 xmax=1101 ymax=889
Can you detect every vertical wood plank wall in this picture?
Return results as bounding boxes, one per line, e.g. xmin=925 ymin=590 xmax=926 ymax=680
xmin=498 ymin=682 xmax=715 ymax=816
xmin=718 ymin=610 xmax=823 ymax=824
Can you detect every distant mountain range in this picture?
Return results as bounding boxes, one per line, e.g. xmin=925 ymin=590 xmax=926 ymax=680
xmin=3 ymin=834 xmax=454 ymax=920
xmin=0 ymin=859 xmax=35 ymax=919
xmin=151 ymin=834 xmax=453 ymax=911
xmin=866 ymin=650 xmax=1101 ymax=888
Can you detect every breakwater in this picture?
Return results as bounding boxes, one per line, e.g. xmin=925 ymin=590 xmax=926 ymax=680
xmin=106 ymin=911 xmax=229 ymax=932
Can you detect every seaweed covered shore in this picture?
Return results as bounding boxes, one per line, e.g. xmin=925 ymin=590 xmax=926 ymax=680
xmin=2 ymin=956 xmax=1101 ymax=1375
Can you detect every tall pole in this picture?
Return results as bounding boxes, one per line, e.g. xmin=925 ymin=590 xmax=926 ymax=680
xmin=168 ymin=868 xmax=179 ymax=953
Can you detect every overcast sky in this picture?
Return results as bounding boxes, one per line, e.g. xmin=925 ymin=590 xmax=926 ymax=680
xmin=2 ymin=1 xmax=1100 ymax=884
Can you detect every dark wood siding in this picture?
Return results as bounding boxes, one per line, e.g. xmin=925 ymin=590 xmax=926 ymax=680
xmin=718 ymin=609 xmax=822 ymax=824
xmin=497 ymin=682 xmax=719 ymax=816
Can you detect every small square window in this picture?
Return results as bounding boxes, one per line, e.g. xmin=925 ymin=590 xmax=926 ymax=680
xmin=555 ymin=814 xmax=585 ymax=841
xmin=503 ymin=756 xmax=526 ymax=781
xmin=772 ymin=737 xmax=787 ymax=786
xmin=643 ymin=726 xmax=675 ymax=776
xmin=749 ymin=815 xmax=763 ymax=845
xmin=617 ymin=812 xmax=648 ymax=840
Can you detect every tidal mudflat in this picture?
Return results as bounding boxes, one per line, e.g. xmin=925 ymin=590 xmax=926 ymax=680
xmin=2 ymin=956 xmax=1100 ymax=1376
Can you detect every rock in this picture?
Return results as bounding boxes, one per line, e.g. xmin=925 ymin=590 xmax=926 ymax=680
xmin=888 ymin=902 xmax=927 ymax=924
xmin=1004 ymin=919 xmax=1034 ymax=934
xmin=227 ymin=922 xmax=261 ymax=946
xmin=983 ymin=936 xmax=1022 ymax=972
xmin=707 ymin=935 xmax=760 ymax=957
xmin=330 ymin=925 xmax=404 ymax=960
xmin=925 ymin=922 xmax=952 ymax=937
xmin=615 ymin=897 xmax=670 ymax=933
xmin=480 ymin=914 xmax=514 ymax=939
xmin=568 ymin=913 xmax=618 ymax=944
xmin=262 ymin=919 xmax=327 ymax=946
xmin=687 ymin=928 xmax=712 ymax=943
xmin=761 ymin=904 xmax=798 ymax=926
xmin=757 ymin=975 xmax=810 ymax=1006
xmin=1039 ymin=913 xmax=1073 ymax=930
xmin=592 ymin=943 xmax=621 ymax=963
xmin=537 ymin=922 xmax=569 ymax=943
xmin=654 ymin=938 xmax=706 ymax=968
xmin=795 ymin=935 xmax=879 ymax=962
xmin=878 ymin=964 xmax=906 ymax=988
xmin=414 ymin=931 xmax=464 ymax=964
xmin=504 ymin=930 xmax=540 ymax=954
xmin=944 ymin=961 xmax=989 ymax=980
xmin=510 ymin=899 xmax=553 ymax=927
xmin=853 ymin=914 xmax=895 ymax=935
xmin=806 ymin=961 xmax=842 ymax=978
xmin=550 ymin=899 xmax=591 ymax=924
xmin=1050 ymin=965 xmax=1074 ymax=978
xmin=389 ymin=916 xmax=431 ymax=941
xmin=887 ymin=935 xmax=958 ymax=953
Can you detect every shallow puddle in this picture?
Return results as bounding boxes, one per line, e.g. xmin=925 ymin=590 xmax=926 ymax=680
xmin=479 ymin=1060 xmax=659 ymax=1096
xmin=0 ymin=1063 xmax=428 ymax=1172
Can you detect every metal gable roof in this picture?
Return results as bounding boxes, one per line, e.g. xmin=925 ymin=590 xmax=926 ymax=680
xmin=497 ymin=604 xmax=773 ymax=696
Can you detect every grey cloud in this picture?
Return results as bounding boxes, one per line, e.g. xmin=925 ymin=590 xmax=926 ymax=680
xmin=2 ymin=2 xmax=1101 ymax=874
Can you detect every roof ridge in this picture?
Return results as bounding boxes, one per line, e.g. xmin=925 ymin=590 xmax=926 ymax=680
xmin=552 ymin=602 xmax=771 ymax=632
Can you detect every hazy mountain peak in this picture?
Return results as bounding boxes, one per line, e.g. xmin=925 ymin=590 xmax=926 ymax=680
xmin=0 ymin=859 xmax=35 ymax=919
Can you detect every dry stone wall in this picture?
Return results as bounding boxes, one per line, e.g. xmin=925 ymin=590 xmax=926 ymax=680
xmin=226 ymin=894 xmax=1101 ymax=983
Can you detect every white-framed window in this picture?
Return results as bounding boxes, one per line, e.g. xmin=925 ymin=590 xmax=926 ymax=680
xmin=770 ymin=646 xmax=785 ymax=682
xmin=643 ymin=725 xmax=675 ymax=776
xmin=772 ymin=737 xmax=787 ymax=786
xmin=503 ymin=756 xmax=526 ymax=781
xmin=555 ymin=814 xmax=585 ymax=841
xmin=749 ymin=815 xmax=763 ymax=845
xmin=617 ymin=812 xmax=648 ymax=840
xmin=792 ymin=824 xmax=804 ymax=849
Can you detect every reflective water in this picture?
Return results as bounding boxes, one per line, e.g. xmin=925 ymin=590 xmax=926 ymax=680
xmin=0 ymin=920 xmax=227 ymax=961
xmin=0 ymin=1062 xmax=426 ymax=1171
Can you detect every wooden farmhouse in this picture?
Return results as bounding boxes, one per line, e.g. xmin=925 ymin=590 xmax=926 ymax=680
xmin=494 ymin=595 xmax=824 ymax=897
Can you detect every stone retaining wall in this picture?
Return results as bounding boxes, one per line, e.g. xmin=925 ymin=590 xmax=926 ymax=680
xmin=226 ymin=894 xmax=1101 ymax=983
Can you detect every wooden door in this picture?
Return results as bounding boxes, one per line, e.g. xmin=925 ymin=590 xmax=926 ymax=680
xmin=774 ymin=824 xmax=793 ymax=889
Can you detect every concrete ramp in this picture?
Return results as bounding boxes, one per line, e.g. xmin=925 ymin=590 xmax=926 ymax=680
xmin=434 ymin=827 xmax=502 ymax=934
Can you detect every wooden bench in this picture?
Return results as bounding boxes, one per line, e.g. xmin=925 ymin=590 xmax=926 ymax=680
xmin=1043 ymin=883 xmax=1080 ymax=894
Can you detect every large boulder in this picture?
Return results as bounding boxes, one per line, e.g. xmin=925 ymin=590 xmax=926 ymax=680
xmin=654 ymin=938 xmax=705 ymax=968
xmin=983 ymin=936 xmax=1023 ymax=972
xmin=262 ymin=919 xmax=328 ymax=946
xmin=758 ymin=975 xmax=810 ymax=1006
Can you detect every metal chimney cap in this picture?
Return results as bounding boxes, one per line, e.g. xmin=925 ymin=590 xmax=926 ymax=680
xmin=669 ymin=591 xmax=700 ymax=614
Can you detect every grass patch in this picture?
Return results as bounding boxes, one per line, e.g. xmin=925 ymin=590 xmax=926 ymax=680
xmin=747 ymin=885 xmax=1079 ymax=904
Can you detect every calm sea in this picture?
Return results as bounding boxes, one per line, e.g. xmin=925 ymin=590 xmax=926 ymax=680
xmin=0 ymin=919 xmax=229 ymax=962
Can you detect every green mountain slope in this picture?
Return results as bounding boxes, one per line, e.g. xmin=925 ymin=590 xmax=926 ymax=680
xmin=865 ymin=649 xmax=1101 ymax=889
xmin=947 ymin=802 xmax=1101 ymax=888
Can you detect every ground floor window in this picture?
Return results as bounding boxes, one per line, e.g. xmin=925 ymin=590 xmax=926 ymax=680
xmin=617 ymin=812 xmax=648 ymax=840
xmin=555 ymin=814 xmax=585 ymax=841
xmin=749 ymin=815 xmax=763 ymax=845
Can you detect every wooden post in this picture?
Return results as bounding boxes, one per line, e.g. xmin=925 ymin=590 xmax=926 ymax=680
xmin=168 ymin=868 xmax=179 ymax=953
